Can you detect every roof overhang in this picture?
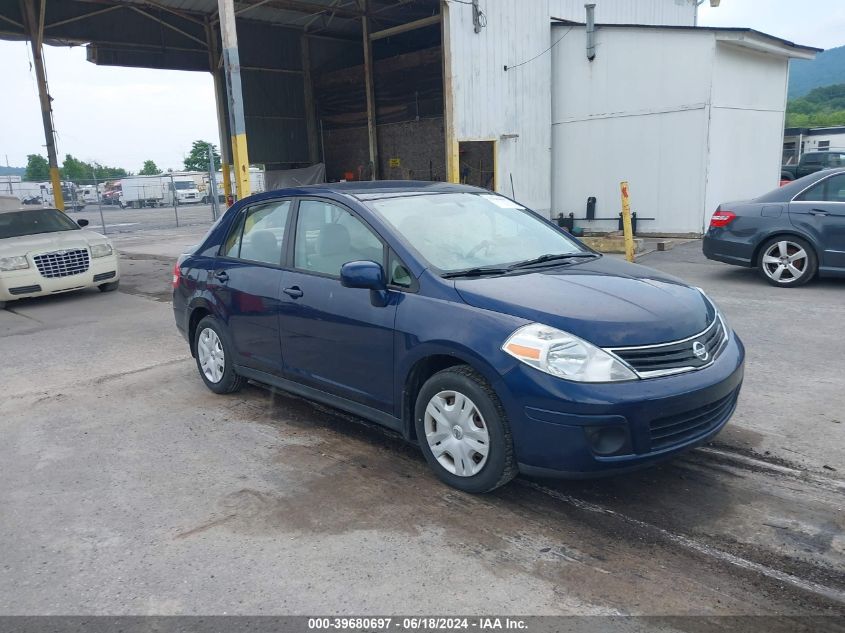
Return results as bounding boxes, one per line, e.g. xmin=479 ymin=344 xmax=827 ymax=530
xmin=551 ymin=20 xmax=822 ymax=61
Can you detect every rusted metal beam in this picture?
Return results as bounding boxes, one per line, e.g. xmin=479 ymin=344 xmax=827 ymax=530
xmin=369 ymin=13 xmax=439 ymax=40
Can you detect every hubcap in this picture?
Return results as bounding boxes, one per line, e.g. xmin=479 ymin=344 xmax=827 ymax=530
xmin=197 ymin=327 xmax=225 ymax=383
xmin=762 ymin=240 xmax=807 ymax=284
xmin=424 ymin=390 xmax=490 ymax=477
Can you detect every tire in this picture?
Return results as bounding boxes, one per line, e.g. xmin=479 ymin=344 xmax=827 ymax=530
xmin=98 ymin=280 xmax=120 ymax=292
xmin=0 ymin=301 xmax=6 ymax=310
xmin=193 ymin=316 xmax=247 ymax=394
xmin=757 ymin=236 xmax=817 ymax=287
xmin=414 ymin=365 xmax=517 ymax=493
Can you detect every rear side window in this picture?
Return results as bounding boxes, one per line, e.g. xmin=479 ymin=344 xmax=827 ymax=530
xmin=222 ymin=199 xmax=291 ymax=265
xmin=294 ymin=200 xmax=383 ymax=277
xmin=795 ymin=174 xmax=845 ymax=203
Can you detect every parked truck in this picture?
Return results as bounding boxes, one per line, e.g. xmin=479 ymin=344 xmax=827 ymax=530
xmin=120 ymin=174 xmax=202 ymax=208
xmin=781 ymin=151 xmax=845 ymax=181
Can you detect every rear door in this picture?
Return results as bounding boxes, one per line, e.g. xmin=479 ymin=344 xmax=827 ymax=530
xmin=208 ymin=198 xmax=293 ymax=375
xmin=277 ymin=197 xmax=397 ymax=413
xmin=790 ymin=173 xmax=845 ymax=271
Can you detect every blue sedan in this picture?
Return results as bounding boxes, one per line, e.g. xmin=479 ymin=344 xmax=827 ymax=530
xmin=173 ymin=182 xmax=744 ymax=493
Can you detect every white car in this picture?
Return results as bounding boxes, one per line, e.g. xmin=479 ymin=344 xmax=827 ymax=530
xmin=0 ymin=198 xmax=120 ymax=309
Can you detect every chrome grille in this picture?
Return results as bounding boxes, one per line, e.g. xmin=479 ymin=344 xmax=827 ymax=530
xmin=33 ymin=249 xmax=90 ymax=278
xmin=607 ymin=316 xmax=727 ymax=378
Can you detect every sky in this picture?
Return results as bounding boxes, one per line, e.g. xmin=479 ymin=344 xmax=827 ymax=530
xmin=2 ymin=0 xmax=845 ymax=172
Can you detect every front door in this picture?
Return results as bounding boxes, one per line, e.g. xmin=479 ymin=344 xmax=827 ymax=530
xmin=209 ymin=198 xmax=292 ymax=375
xmin=278 ymin=198 xmax=397 ymax=413
xmin=790 ymin=172 xmax=845 ymax=271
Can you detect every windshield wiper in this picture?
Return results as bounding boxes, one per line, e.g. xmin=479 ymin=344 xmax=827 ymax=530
xmin=441 ymin=266 xmax=511 ymax=279
xmin=507 ymin=252 xmax=598 ymax=270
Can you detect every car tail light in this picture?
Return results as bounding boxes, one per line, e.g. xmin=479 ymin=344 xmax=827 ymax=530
xmin=710 ymin=210 xmax=736 ymax=228
xmin=172 ymin=262 xmax=182 ymax=288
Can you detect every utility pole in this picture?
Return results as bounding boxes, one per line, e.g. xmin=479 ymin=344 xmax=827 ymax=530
xmin=20 ymin=0 xmax=64 ymax=212
xmin=207 ymin=145 xmax=220 ymax=220
xmin=91 ymin=168 xmax=107 ymax=234
xmin=217 ymin=0 xmax=251 ymax=200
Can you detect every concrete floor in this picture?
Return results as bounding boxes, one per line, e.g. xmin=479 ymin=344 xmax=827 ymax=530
xmin=0 ymin=233 xmax=843 ymax=621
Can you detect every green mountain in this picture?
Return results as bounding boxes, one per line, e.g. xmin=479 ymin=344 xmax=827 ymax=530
xmin=0 ymin=166 xmax=25 ymax=177
xmin=789 ymin=45 xmax=845 ymax=99
xmin=786 ymin=84 xmax=845 ymax=128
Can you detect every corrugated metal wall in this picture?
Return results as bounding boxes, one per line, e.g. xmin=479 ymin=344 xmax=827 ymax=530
xmin=444 ymin=0 xmax=697 ymax=215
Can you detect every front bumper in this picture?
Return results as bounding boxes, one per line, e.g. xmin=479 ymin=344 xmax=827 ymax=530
xmin=497 ymin=332 xmax=745 ymax=477
xmin=0 ymin=253 xmax=120 ymax=302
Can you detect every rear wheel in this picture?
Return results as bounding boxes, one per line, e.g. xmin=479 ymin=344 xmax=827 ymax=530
xmin=758 ymin=236 xmax=817 ymax=287
xmin=415 ymin=365 xmax=517 ymax=493
xmin=194 ymin=316 xmax=247 ymax=394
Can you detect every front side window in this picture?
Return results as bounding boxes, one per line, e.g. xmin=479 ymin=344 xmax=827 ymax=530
xmin=294 ymin=200 xmax=383 ymax=277
xmin=796 ymin=174 xmax=845 ymax=203
xmin=367 ymin=192 xmax=585 ymax=273
xmin=222 ymin=200 xmax=291 ymax=265
xmin=0 ymin=209 xmax=80 ymax=239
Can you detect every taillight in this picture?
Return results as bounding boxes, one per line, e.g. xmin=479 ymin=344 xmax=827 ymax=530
xmin=710 ymin=210 xmax=736 ymax=228
xmin=172 ymin=262 xmax=182 ymax=288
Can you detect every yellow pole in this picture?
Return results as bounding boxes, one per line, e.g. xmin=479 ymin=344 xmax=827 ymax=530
xmin=620 ymin=181 xmax=635 ymax=263
xmin=221 ymin=162 xmax=232 ymax=205
xmin=22 ymin=0 xmax=64 ymax=211
xmin=218 ymin=0 xmax=251 ymax=201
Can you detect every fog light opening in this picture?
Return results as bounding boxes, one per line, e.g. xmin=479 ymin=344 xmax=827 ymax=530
xmin=585 ymin=425 xmax=630 ymax=456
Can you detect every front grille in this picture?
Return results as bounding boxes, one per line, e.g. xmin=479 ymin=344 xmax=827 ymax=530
xmin=93 ymin=271 xmax=116 ymax=282
xmin=648 ymin=389 xmax=738 ymax=450
xmin=608 ymin=317 xmax=726 ymax=377
xmin=33 ymin=249 xmax=90 ymax=278
xmin=9 ymin=284 xmax=41 ymax=295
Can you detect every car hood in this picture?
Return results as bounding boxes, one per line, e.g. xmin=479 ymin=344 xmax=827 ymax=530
xmin=0 ymin=229 xmax=110 ymax=256
xmin=453 ymin=257 xmax=714 ymax=347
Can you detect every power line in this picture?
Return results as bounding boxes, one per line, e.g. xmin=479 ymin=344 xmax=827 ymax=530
xmin=505 ymin=26 xmax=574 ymax=72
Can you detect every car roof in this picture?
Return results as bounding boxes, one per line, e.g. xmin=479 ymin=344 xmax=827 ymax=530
xmin=0 ymin=198 xmax=55 ymax=213
xmin=259 ymin=180 xmax=489 ymax=201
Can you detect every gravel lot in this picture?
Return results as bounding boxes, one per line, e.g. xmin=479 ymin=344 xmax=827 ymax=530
xmin=0 ymin=230 xmax=843 ymax=624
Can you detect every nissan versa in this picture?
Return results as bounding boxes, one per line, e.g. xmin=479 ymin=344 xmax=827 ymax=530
xmin=173 ymin=182 xmax=745 ymax=493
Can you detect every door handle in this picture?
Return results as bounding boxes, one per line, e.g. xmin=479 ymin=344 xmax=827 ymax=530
xmin=214 ymin=270 xmax=229 ymax=283
xmin=810 ymin=209 xmax=829 ymax=216
xmin=283 ymin=286 xmax=304 ymax=299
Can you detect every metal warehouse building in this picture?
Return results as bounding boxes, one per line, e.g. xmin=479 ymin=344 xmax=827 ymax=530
xmin=1 ymin=0 xmax=819 ymax=234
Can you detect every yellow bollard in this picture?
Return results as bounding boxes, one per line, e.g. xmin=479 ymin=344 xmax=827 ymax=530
xmin=620 ymin=181 xmax=635 ymax=263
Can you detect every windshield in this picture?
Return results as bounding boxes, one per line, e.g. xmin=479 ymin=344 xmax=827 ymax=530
xmin=367 ymin=192 xmax=586 ymax=273
xmin=174 ymin=181 xmax=195 ymax=190
xmin=0 ymin=209 xmax=81 ymax=239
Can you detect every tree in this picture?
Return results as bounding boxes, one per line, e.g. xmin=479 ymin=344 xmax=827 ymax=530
xmin=786 ymin=83 xmax=845 ymax=128
xmin=60 ymin=154 xmax=128 ymax=182
xmin=184 ymin=140 xmax=221 ymax=172
xmin=139 ymin=160 xmax=160 ymax=176
xmin=24 ymin=154 xmax=50 ymax=182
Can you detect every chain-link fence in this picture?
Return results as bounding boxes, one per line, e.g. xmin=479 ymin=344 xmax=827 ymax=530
xmin=1 ymin=167 xmax=267 ymax=236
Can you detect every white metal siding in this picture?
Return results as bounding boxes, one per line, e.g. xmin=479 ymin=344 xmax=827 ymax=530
xmin=548 ymin=0 xmax=696 ymax=26
xmin=551 ymin=26 xmax=795 ymax=234
xmin=443 ymin=0 xmax=696 ymax=215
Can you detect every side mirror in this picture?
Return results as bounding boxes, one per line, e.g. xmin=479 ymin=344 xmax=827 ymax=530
xmin=340 ymin=260 xmax=386 ymax=290
xmin=77 ymin=219 xmax=89 ymax=227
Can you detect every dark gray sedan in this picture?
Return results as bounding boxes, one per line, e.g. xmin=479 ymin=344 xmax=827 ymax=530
xmin=703 ymin=168 xmax=845 ymax=287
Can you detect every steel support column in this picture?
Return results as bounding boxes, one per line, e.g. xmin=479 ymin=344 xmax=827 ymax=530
xmin=21 ymin=0 xmax=64 ymax=211
xmin=361 ymin=0 xmax=379 ymax=179
xmin=217 ymin=0 xmax=250 ymax=199
xmin=205 ymin=17 xmax=233 ymax=205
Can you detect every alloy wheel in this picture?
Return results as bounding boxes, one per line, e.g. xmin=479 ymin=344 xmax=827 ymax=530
xmin=424 ymin=390 xmax=490 ymax=477
xmin=197 ymin=327 xmax=225 ymax=383
xmin=761 ymin=240 xmax=808 ymax=284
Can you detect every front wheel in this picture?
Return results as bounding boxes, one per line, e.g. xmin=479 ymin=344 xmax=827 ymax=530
xmin=415 ymin=365 xmax=517 ymax=493
xmin=98 ymin=280 xmax=119 ymax=292
xmin=758 ymin=236 xmax=817 ymax=287
xmin=193 ymin=316 xmax=246 ymax=394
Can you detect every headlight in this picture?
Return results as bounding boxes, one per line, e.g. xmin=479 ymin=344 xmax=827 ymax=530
xmin=0 ymin=255 xmax=29 ymax=271
xmin=90 ymin=243 xmax=114 ymax=258
xmin=696 ymin=287 xmax=730 ymax=333
xmin=502 ymin=323 xmax=637 ymax=382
